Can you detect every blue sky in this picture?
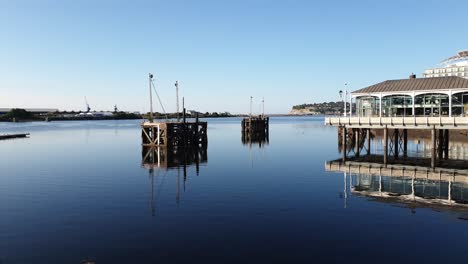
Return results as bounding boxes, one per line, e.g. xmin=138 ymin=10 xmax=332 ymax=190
xmin=1 ymin=0 xmax=467 ymax=114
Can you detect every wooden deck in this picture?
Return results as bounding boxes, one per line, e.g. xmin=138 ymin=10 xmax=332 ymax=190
xmin=141 ymin=121 xmax=207 ymax=147
xmin=0 ymin=133 xmax=30 ymax=140
xmin=325 ymin=116 xmax=468 ymax=129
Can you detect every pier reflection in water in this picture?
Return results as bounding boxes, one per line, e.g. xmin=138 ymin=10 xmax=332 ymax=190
xmin=241 ymin=130 xmax=269 ymax=148
xmin=141 ymin=146 xmax=208 ymax=216
xmin=326 ymin=159 xmax=468 ymax=209
xmin=338 ymin=128 xmax=468 ymax=169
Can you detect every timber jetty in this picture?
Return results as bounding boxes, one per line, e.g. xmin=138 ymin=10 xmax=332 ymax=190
xmin=241 ymin=116 xmax=269 ymax=147
xmin=0 ymin=133 xmax=29 ymax=140
xmin=141 ymin=73 xmax=207 ymax=149
xmin=141 ymin=114 xmax=207 ymax=148
xmin=241 ymin=96 xmax=269 ymax=143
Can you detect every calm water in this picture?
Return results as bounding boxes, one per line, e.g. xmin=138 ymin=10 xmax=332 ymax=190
xmin=1 ymin=117 xmax=467 ymax=264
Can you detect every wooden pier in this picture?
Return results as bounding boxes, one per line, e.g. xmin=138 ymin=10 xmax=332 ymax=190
xmin=142 ymin=73 xmax=208 ymax=148
xmin=141 ymin=120 xmax=207 ymax=147
xmin=242 ymin=116 xmax=269 ymax=134
xmin=326 ymin=116 xmax=468 ymax=169
xmin=0 ymin=133 xmax=29 ymax=140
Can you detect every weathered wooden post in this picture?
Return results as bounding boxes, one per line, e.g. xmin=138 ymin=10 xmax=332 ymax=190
xmin=355 ymin=129 xmax=360 ymax=158
xmin=431 ymin=126 xmax=436 ymax=169
xmin=394 ymin=129 xmax=399 ymax=159
xmin=384 ymin=126 xmax=388 ymax=166
xmin=342 ymin=126 xmax=347 ymax=162
xmin=438 ymin=129 xmax=444 ymax=159
xmin=366 ymin=129 xmax=371 ymax=156
xmin=403 ymin=129 xmax=408 ymax=158
xmin=444 ymin=129 xmax=449 ymax=160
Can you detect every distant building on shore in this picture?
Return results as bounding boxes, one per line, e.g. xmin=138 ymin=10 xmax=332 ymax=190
xmin=423 ymin=50 xmax=468 ymax=78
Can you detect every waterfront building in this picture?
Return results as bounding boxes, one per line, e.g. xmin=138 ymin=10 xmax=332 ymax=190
xmin=352 ymin=75 xmax=468 ymax=117
xmin=423 ymin=50 xmax=468 ymax=79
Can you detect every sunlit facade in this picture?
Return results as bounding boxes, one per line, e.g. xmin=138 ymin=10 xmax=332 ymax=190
xmin=352 ymin=76 xmax=468 ymax=117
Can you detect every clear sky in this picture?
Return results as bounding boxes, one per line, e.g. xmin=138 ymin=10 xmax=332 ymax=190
xmin=1 ymin=0 xmax=467 ymax=114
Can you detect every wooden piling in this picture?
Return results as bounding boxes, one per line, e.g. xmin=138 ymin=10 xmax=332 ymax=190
xmin=431 ymin=126 xmax=436 ymax=169
xmin=438 ymin=128 xmax=444 ymax=159
xmin=444 ymin=129 xmax=449 ymax=160
xmin=366 ymin=129 xmax=371 ymax=156
xmin=383 ymin=126 xmax=388 ymax=166
xmin=355 ymin=129 xmax=360 ymax=158
xmin=403 ymin=129 xmax=408 ymax=158
xmin=394 ymin=129 xmax=399 ymax=159
xmin=342 ymin=126 xmax=347 ymax=162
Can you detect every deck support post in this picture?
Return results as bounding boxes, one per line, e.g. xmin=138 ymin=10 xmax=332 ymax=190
xmin=394 ymin=129 xmax=399 ymax=159
xmin=431 ymin=126 xmax=436 ymax=169
xmin=403 ymin=129 xmax=408 ymax=158
xmin=366 ymin=129 xmax=371 ymax=156
xmin=383 ymin=126 xmax=388 ymax=166
xmin=444 ymin=129 xmax=449 ymax=160
xmin=438 ymin=129 xmax=444 ymax=159
xmin=342 ymin=126 xmax=347 ymax=162
xmin=355 ymin=129 xmax=360 ymax=158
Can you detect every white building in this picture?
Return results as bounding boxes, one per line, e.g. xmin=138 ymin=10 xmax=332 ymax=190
xmin=423 ymin=50 xmax=468 ymax=78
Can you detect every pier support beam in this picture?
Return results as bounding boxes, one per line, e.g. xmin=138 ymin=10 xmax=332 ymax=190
xmin=355 ymin=129 xmax=360 ymax=158
xmin=366 ymin=129 xmax=371 ymax=156
xmin=438 ymin=129 xmax=444 ymax=159
xmin=431 ymin=126 xmax=436 ymax=169
xmin=342 ymin=126 xmax=347 ymax=162
xmin=383 ymin=126 xmax=388 ymax=166
xmin=444 ymin=129 xmax=449 ymax=160
xmin=403 ymin=129 xmax=408 ymax=158
xmin=394 ymin=129 xmax=399 ymax=159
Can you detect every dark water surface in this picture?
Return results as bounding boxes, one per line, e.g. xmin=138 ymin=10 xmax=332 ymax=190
xmin=1 ymin=117 xmax=467 ymax=263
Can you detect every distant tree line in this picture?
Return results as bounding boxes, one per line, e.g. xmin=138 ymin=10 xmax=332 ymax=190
xmin=292 ymin=101 xmax=353 ymax=114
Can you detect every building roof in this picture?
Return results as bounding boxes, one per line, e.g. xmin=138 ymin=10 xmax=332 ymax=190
xmin=441 ymin=50 xmax=468 ymax=66
xmin=352 ymin=76 xmax=468 ymax=94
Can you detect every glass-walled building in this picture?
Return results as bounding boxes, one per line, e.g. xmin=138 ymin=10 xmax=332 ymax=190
xmin=352 ymin=76 xmax=468 ymax=117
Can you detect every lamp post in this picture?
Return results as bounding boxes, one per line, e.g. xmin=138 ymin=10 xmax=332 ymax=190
xmin=340 ymin=83 xmax=348 ymax=117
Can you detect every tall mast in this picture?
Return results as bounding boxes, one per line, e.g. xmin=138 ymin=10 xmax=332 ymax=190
xmin=262 ymin=97 xmax=265 ymax=117
xmin=175 ymin=81 xmax=180 ymax=122
xmin=149 ymin=73 xmax=154 ymax=122
xmin=250 ymin=96 xmax=253 ymax=118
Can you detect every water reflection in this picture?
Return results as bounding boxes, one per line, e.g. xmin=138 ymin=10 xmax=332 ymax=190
xmin=241 ymin=131 xmax=269 ymax=148
xmin=326 ymin=159 xmax=468 ymax=209
xmin=141 ymin=146 xmax=208 ymax=216
xmin=142 ymin=146 xmax=208 ymax=171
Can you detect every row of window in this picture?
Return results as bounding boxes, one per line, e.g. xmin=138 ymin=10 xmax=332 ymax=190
xmin=424 ymin=67 xmax=467 ymax=74
xmin=423 ymin=72 xmax=465 ymax=77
